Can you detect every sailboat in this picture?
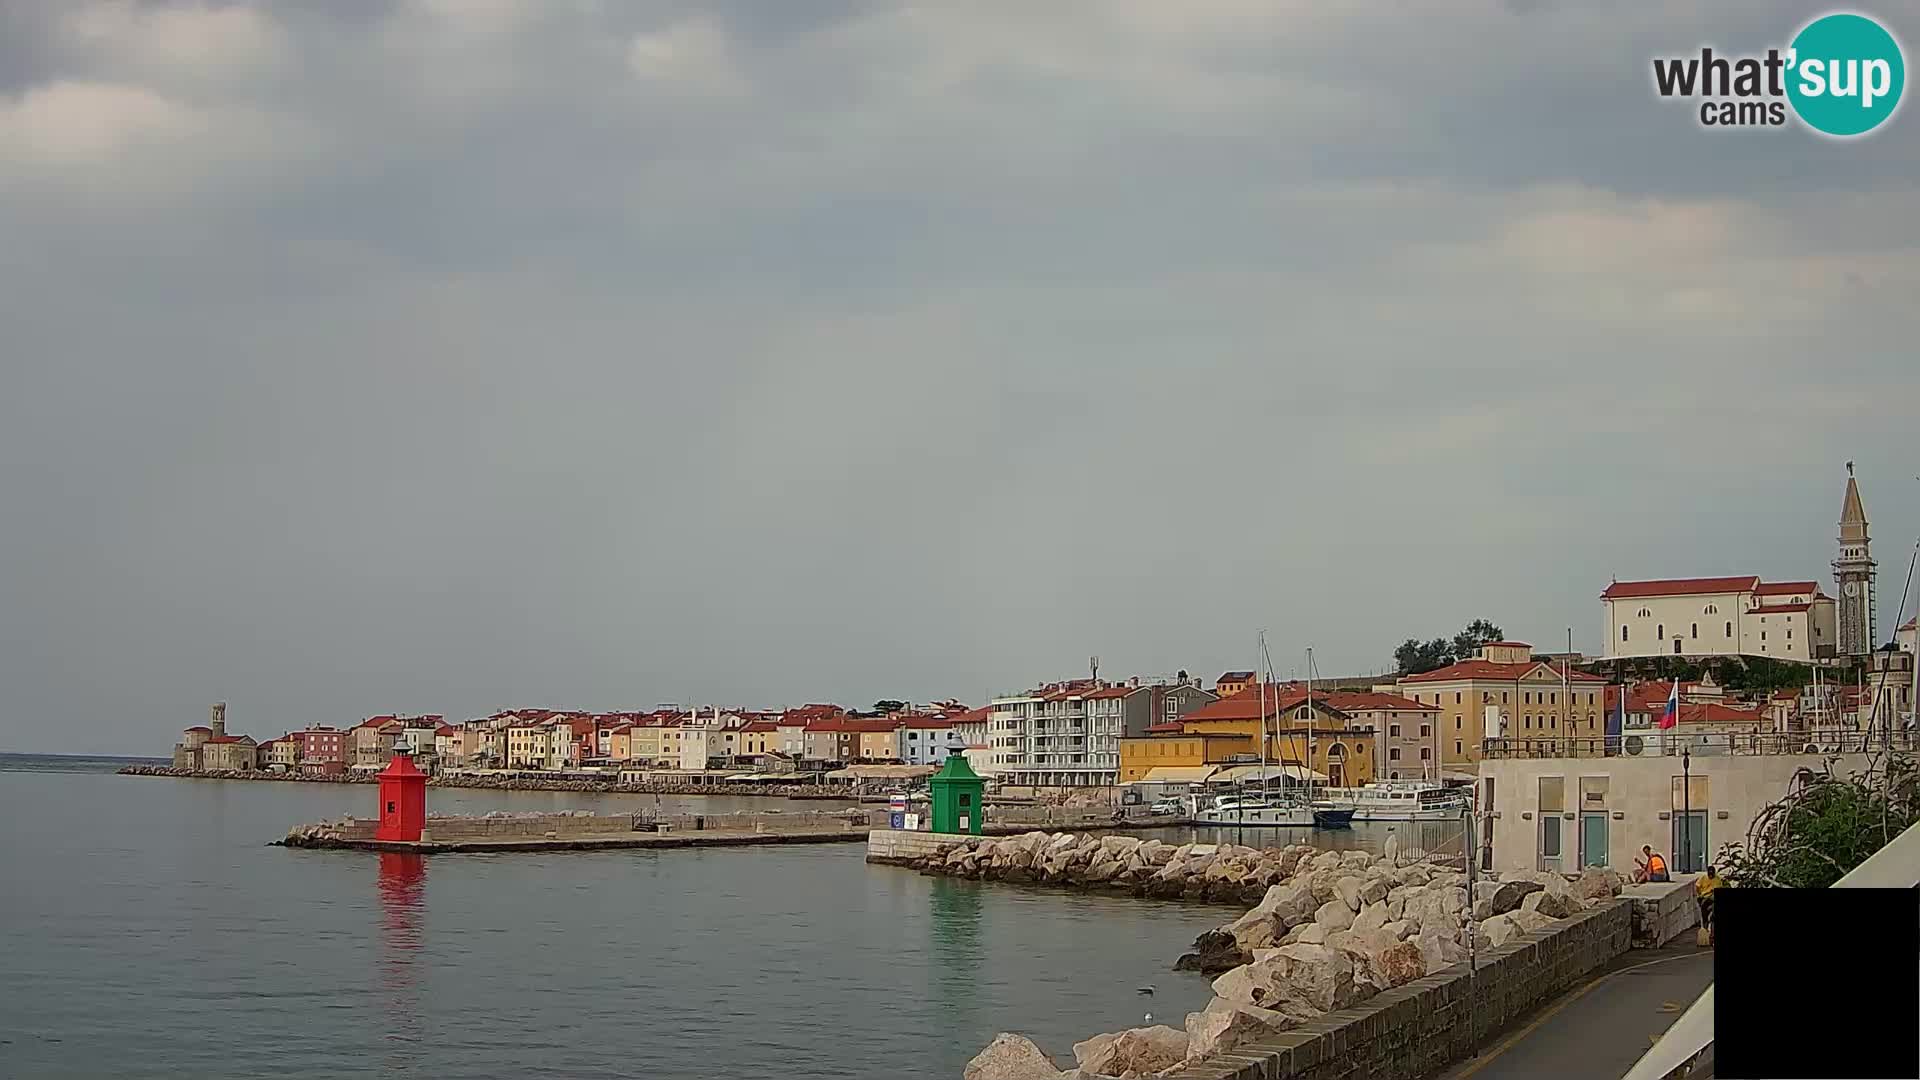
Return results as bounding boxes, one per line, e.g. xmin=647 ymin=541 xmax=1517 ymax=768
xmin=1302 ymin=646 xmax=1354 ymax=828
xmin=1190 ymin=634 xmax=1332 ymax=828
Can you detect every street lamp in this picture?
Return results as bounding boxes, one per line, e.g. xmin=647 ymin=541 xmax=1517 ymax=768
xmin=1681 ymin=743 xmax=1692 ymax=873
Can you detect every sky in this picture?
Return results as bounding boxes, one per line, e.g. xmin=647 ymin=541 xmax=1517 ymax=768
xmin=2 ymin=1 xmax=1918 ymax=754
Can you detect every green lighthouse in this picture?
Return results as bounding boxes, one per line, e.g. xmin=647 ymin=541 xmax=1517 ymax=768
xmin=928 ymin=752 xmax=986 ymax=835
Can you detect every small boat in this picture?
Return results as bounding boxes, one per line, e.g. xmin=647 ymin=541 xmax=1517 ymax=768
xmin=1311 ymin=805 xmax=1355 ymax=829
xmin=1313 ymin=780 xmax=1469 ymax=822
xmin=1191 ymin=791 xmax=1317 ymax=828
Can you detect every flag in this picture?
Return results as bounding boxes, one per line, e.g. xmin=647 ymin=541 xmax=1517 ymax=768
xmin=1605 ymin=683 xmax=1624 ymax=751
xmin=1658 ymin=680 xmax=1680 ymax=730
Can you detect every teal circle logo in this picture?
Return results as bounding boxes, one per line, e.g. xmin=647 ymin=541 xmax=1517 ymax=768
xmin=1787 ymin=13 xmax=1905 ymax=136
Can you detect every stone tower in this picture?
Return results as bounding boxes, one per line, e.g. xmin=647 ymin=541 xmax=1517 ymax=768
xmin=211 ymin=701 xmax=228 ymax=739
xmin=1834 ymin=463 xmax=1877 ymax=657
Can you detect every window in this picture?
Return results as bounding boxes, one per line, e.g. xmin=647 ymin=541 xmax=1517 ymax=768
xmin=1638 ymin=607 xmax=1652 ymax=618
xmin=1725 ymin=621 xmax=1733 ymax=638
xmin=1622 ymin=625 xmax=1630 ymax=642
xmin=1389 ymin=748 xmax=1401 ymax=760
xmin=1455 ymin=692 xmax=1462 ymax=704
xmin=1690 ymin=623 xmax=1698 ymax=639
xmin=1420 ymin=724 xmax=1432 ymax=737
xmin=1454 ymin=740 xmax=1463 ymax=755
xmin=1704 ymin=604 xmax=1718 ymax=615
xmin=1523 ymin=716 xmax=1531 ymax=729
xmin=1787 ymin=629 xmax=1793 ymax=640
xmin=1657 ymin=623 xmax=1664 ymax=639
xmin=1389 ymin=724 xmax=1401 ymax=737
xmin=1550 ymin=693 xmax=1557 ymax=705
xmin=1761 ymin=631 xmax=1767 ymax=641
xmin=1420 ymin=748 xmax=1432 ymax=760
xmin=1502 ymin=692 xmax=1509 ymax=704
xmin=1454 ymin=717 xmax=1461 ymax=730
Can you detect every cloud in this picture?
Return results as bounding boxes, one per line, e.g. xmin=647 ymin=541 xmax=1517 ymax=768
xmin=0 ymin=1 xmax=1916 ymax=752
xmin=0 ymin=80 xmax=205 ymax=165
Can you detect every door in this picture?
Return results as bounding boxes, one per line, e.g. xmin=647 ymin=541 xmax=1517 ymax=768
xmin=1580 ymin=813 xmax=1609 ymax=868
xmin=1538 ymin=815 xmax=1562 ymax=873
xmin=1673 ymin=812 xmax=1707 ymax=873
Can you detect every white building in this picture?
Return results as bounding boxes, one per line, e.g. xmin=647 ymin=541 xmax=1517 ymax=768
xmin=990 ymin=679 xmax=1214 ymax=787
xmin=897 ymin=717 xmax=968 ymax=765
xmin=1601 ymin=575 xmax=1837 ymax=662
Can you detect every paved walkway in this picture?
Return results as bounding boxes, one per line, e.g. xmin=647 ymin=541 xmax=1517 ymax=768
xmin=1437 ymin=945 xmax=1715 ymax=1080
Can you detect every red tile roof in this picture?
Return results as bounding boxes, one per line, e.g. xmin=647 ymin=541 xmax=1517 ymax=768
xmin=740 ymin=721 xmax=780 ymax=733
xmin=1751 ymin=603 xmax=1811 ymax=614
xmin=1144 ymin=720 xmax=1187 ymax=733
xmin=204 ymin=734 xmax=254 ymax=745
xmin=1483 ymin=641 xmax=1533 ymax=649
xmin=1217 ymin=671 xmax=1255 ymax=682
xmin=1178 ymin=685 xmax=1350 ymax=724
xmin=901 ymin=717 xmax=955 ymax=729
xmin=1601 ymin=576 xmax=1760 ymax=600
xmin=1754 ymin=581 xmax=1818 ymax=596
xmin=1401 ymin=659 xmax=1606 ymax=684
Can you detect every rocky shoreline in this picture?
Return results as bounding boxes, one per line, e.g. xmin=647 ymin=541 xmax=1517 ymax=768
xmin=921 ymin=831 xmax=1626 ymax=1079
xmin=116 ymin=764 xmax=853 ymax=799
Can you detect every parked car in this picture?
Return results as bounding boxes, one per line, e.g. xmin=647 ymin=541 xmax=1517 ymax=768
xmin=1149 ymin=799 xmax=1183 ymax=816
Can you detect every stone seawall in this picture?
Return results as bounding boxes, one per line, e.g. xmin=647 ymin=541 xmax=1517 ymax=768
xmin=1624 ymin=877 xmax=1702 ymax=948
xmin=945 ymin=831 xmax=1632 ymax=1079
xmin=119 ymin=764 xmax=851 ymax=799
xmin=1174 ymin=900 xmax=1633 ymax=1080
xmin=283 ymin=809 xmax=875 ymax=847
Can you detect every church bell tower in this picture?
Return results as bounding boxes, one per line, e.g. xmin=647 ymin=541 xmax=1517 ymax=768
xmin=1834 ymin=462 xmax=1877 ymax=657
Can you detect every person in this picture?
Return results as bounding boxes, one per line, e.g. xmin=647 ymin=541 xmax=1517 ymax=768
xmin=1695 ymin=864 xmax=1723 ymax=929
xmin=1633 ymin=845 xmax=1671 ymax=883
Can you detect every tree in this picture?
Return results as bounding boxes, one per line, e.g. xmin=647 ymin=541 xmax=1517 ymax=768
xmin=1394 ymin=637 xmax=1453 ymax=676
xmin=1450 ymin=619 xmax=1506 ymax=662
xmin=872 ymin=699 xmax=909 ymax=715
xmin=1392 ymin=619 xmax=1507 ymax=675
xmin=1718 ymin=753 xmax=1917 ymax=888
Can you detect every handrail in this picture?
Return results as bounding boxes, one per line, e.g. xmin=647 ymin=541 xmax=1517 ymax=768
xmin=1621 ymin=816 xmax=1920 ymax=1080
xmin=1484 ymin=730 xmax=1914 ymax=759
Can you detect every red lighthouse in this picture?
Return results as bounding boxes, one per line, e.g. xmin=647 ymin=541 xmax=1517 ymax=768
xmin=374 ymin=750 xmax=427 ymax=843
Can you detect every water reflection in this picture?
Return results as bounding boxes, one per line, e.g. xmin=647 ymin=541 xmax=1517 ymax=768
xmin=928 ymin=877 xmax=984 ymax=1024
xmin=376 ymin=853 xmax=427 ymax=1072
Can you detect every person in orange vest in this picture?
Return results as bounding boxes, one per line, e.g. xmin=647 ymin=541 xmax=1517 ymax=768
xmin=1634 ymin=844 xmax=1671 ymax=883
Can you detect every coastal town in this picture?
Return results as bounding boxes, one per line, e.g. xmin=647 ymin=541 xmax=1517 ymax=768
xmin=151 ymin=468 xmax=1917 ymax=874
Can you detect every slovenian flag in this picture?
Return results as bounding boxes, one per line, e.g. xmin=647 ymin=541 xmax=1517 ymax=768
xmin=1658 ymin=680 xmax=1680 ymax=730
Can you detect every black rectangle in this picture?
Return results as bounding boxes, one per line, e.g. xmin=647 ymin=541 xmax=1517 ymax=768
xmin=1716 ymin=887 xmax=1918 ymax=1079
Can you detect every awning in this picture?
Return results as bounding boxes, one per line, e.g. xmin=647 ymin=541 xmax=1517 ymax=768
xmin=1209 ymin=764 xmax=1328 ymax=784
xmin=825 ymin=764 xmax=938 ymax=780
xmin=1133 ymin=766 xmax=1218 ymax=784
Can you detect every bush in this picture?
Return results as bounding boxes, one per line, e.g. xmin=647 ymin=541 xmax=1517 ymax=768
xmin=1717 ymin=752 xmax=1919 ymax=889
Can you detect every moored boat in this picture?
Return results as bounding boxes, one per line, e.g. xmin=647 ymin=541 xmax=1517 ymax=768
xmin=1313 ymin=780 xmax=1468 ymax=822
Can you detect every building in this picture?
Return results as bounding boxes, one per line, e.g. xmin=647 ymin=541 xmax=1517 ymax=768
xmin=990 ymin=678 xmax=1217 ymax=787
xmin=292 ymin=727 xmax=348 ymax=773
xmin=261 ymin=737 xmax=298 ymax=770
xmin=172 ymin=703 xmax=259 ymax=771
xmin=1478 ymin=744 xmax=1881 ymax=876
xmin=1323 ymin=691 xmax=1442 ymax=781
xmin=1215 ymin=671 xmax=1257 ymax=699
xmin=506 ymin=717 xmax=550 ymax=768
xmin=351 ymin=716 xmax=405 ymax=770
xmin=1601 ymin=577 xmax=1836 ymax=662
xmin=1389 ymin=642 xmax=1608 ymax=771
xmin=898 ymin=717 xmax=968 ymax=765
xmin=1174 ymin=685 xmax=1378 ymax=787
xmin=434 ymin=725 xmax=468 ymax=768
xmin=1118 ymin=727 xmax=1255 ymax=784
xmin=1835 ymin=463 xmax=1878 ymax=657
xmin=739 ymin=721 xmax=779 ymax=758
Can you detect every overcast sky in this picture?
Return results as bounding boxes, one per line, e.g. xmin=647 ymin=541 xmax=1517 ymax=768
xmin=3 ymin=1 xmax=1917 ymax=754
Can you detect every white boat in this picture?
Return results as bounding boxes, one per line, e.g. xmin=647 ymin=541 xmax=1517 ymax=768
xmin=1192 ymin=792 xmax=1317 ymax=828
xmin=1314 ymin=780 xmax=1469 ymax=822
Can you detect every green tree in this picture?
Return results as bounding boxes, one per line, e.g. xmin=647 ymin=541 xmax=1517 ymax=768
xmin=1718 ymin=754 xmax=1917 ymax=888
xmin=1450 ymin=618 xmax=1506 ymax=661
xmin=1392 ymin=619 xmax=1506 ymax=675
xmin=872 ymin=699 xmax=909 ymax=715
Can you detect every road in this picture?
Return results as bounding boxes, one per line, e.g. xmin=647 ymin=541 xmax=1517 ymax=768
xmin=1438 ymin=945 xmax=1715 ymax=1080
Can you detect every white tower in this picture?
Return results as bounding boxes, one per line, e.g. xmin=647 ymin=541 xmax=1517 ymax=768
xmin=1834 ymin=462 xmax=1877 ymax=657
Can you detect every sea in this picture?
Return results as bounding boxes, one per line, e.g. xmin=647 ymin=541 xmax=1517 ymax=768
xmin=0 ymin=754 xmax=1458 ymax=1079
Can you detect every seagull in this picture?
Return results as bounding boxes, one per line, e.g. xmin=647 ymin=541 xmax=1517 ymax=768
xmin=1143 ymin=1012 xmax=1153 ymax=1024
xmin=1136 ymin=985 xmax=1155 ymax=995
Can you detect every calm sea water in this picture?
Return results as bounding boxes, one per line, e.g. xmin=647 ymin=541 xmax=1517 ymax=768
xmin=0 ymin=757 xmax=1264 ymax=1079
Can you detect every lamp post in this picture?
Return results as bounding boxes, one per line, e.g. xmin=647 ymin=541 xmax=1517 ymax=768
xmin=1681 ymin=743 xmax=1692 ymax=873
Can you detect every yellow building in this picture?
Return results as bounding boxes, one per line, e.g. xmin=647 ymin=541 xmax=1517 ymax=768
xmin=1129 ymin=687 xmax=1379 ymax=787
xmin=1390 ymin=641 xmax=1607 ymax=770
xmin=506 ymin=720 xmax=550 ymax=768
xmin=740 ymin=722 xmax=779 ymax=757
xmin=1118 ymin=731 xmax=1254 ymax=782
xmin=856 ymin=726 xmax=900 ymax=761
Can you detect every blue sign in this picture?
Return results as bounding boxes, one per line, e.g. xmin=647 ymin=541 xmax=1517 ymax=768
xmin=889 ymin=812 xmax=905 ymax=829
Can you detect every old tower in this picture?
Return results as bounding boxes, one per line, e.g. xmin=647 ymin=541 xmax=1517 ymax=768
xmin=1835 ymin=462 xmax=1877 ymax=657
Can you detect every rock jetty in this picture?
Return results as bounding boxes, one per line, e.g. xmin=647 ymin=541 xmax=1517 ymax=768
xmin=117 ymin=764 xmax=850 ymax=799
xmin=951 ymin=832 xmax=1627 ymax=1079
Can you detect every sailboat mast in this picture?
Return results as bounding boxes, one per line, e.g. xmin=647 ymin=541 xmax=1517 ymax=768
xmin=1258 ymin=632 xmax=1269 ymax=802
xmin=1306 ymin=646 xmax=1316 ymax=796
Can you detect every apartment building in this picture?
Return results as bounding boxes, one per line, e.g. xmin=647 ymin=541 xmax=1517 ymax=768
xmin=991 ymin=678 xmax=1216 ymax=787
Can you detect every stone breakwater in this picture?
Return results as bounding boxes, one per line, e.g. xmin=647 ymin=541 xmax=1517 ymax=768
xmin=933 ymin=832 xmax=1627 ymax=1080
xmin=116 ymin=765 xmax=851 ymax=799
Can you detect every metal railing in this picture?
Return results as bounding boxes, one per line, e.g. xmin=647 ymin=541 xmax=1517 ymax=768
xmin=1621 ymin=815 xmax=1920 ymax=1080
xmin=1483 ymin=730 xmax=1916 ymax=759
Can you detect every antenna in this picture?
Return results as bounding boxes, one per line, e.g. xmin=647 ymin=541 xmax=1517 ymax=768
xmin=1089 ymin=655 xmax=1100 ymax=685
